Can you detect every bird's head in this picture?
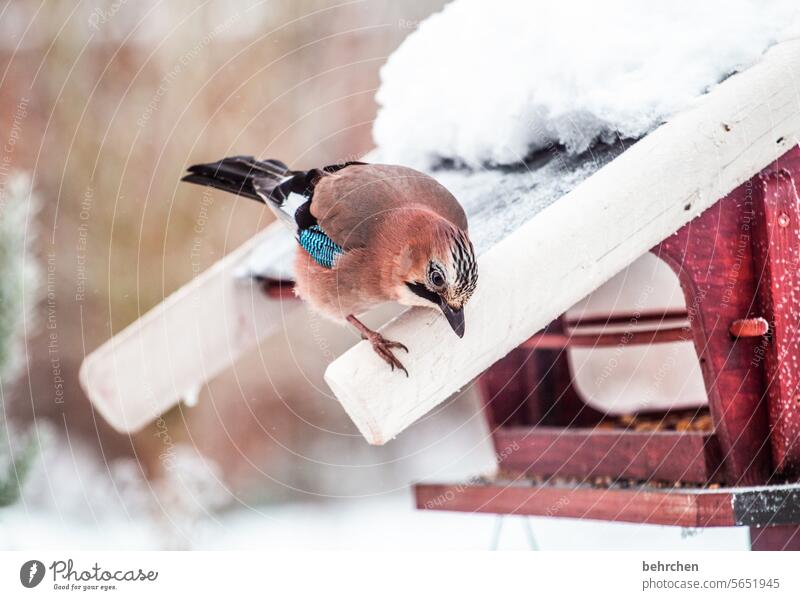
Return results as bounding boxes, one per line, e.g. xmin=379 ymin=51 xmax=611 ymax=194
xmin=393 ymin=218 xmax=478 ymax=338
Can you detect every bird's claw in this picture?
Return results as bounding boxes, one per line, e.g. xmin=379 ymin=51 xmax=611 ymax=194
xmin=364 ymin=333 xmax=409 ymax=376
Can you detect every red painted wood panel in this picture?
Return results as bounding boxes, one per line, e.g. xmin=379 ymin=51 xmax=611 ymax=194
xmin=654 ymin=189 xmax=773 ymax=485
xmin=750 ymin=525 xmax=800 ymax=550
xmin=493 ymin=427 xmax=722 ymax=483
xmin=415 ymin=483 xmax=735 ymax=527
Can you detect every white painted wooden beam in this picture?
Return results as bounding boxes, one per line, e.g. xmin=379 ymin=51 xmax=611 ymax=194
xmin=79 ymin=222 xmax=300 ymax=433
xmin=325 ymin=39 xmax=800 ymax=445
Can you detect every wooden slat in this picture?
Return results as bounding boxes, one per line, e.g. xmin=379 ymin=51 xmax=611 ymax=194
xmin=257 ymin=277 xmax=297 ymax=300
xmin=79 ymin=223 xmax=301 ymax=433
xmin=523 ymin=327 xmax=693 ymax=349
xmin=416 ymin=480 xmax=800 ymax=528
xmin=415 ymin=482 xmax=735 ymax=527
xmin=565 ymin=308 xmax=688 ymax=328
xmin=492 ymin=427 xmax=722 ymax=483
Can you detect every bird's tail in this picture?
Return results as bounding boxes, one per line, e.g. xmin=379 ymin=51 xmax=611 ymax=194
xmin=182 ymin=155 xmax=291 ymax=205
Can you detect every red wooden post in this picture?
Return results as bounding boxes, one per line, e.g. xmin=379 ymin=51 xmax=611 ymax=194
xmin=653 ymin=189 xmax=773 ymax=485
xmin=477 ymin=347 xmax=542 ymax=428
xmin=751 ymin=167 xmax=800 ymax=473
xmin=750 ymin=525 xmax=800 ymax=551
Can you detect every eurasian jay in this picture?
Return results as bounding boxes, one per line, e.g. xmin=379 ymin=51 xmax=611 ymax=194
xmin=182 ymin=157 xmax=478 ymax=374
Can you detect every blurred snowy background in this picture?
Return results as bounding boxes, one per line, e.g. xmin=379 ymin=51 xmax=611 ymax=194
xmin=3 ymin=0 xmax=797 ymax=550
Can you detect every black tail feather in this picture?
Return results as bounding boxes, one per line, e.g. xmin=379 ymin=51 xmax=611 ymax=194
xmin=181 ymin=156 xmax=290 ymax=204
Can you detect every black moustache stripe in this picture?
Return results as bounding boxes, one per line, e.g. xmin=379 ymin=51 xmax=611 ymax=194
xmin=406 ymin=281 xmax=440 ymax=305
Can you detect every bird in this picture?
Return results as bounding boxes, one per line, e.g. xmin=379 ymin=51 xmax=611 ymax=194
xmin=181 ymin=156 xmax=478 ymax=375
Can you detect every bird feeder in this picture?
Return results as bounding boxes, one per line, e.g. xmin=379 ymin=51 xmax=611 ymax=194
xmin=415 ymin=147 xmax=800 ymax=551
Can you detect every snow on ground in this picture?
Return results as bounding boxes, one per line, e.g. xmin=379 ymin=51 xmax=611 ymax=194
xmin=374 ymin=0 xmax=800 ymax=168
xmin=191 ymin=493 xmax=751 ymax=551
xmin=0 ymin=426 xmax=750 ymax=550
xmin=0 ymin=426 xmax=229 ymax=550
xmin=2 ymin=489 xmax=750 ymax=551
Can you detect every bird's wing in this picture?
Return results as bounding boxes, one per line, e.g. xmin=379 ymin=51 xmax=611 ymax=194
xmin=310 ymin=164 xmax=467 ymax=250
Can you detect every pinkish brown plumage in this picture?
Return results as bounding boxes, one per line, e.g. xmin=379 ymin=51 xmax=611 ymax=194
xmin=182 ymin=157 xmax=478 ymax=374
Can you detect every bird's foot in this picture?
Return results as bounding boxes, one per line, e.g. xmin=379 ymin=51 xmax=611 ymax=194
xmin=346 ymin=315 xmax=409 ymax=376
xmin=363 ymin=331 xmax=409 ymax=376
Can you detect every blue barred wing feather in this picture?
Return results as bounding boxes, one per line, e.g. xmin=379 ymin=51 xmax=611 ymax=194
xmin=298 ymin=225 xmax=343 ymax=269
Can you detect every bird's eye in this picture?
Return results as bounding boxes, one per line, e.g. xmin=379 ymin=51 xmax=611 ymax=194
xmin=430 ymin=270 xmax=445 ymax=288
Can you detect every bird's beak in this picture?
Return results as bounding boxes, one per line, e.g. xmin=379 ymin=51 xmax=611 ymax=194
xmin=439 ymin=299 xmax=465 ymax=338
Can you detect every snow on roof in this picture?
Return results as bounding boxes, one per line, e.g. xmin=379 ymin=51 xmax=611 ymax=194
xmin=374 ymin=0 xmax=800 ymax=168
xmin=245 ymin=0 xmax=800 ymax=279
xmin=431 ymin=143 xmax=625 ymax=253
xmin=194 ymin=2 xmax=800 ymax=446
